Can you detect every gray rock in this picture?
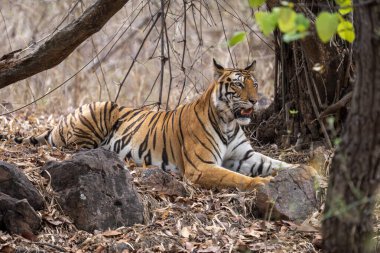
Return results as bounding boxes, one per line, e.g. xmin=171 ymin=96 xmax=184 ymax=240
xmin=0 ymin=161 xmax=44 ymax=210
xmin=0 ymin=192 xmax=41 ymax=240
xmin=254 ymin=165 xmax=320 ymax=222
xmin=42 ymin=148 xmax=144 ymax=232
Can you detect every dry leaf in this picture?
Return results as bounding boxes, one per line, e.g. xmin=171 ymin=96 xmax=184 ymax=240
xmin=283 ymin=220 xmax=319 ymax=233
xmin=185 ymin=241 xmax=195 ymax=251
xmin=198 ymin=246 xmax=220 ymax=252
xmin=95 ymin=245 xmax=105 ymax=253
xmin=243 ymin=226 xmax=266 ymax=238
xmin=0 ymin=245 xmax=15 ymax=253
xmin=44 ymin=216 xmax=63 ymax=226
xmin=101 ymin=230 xmax=123 ymax=237
xmin=180 ymin=226 xmax=191 ymax=238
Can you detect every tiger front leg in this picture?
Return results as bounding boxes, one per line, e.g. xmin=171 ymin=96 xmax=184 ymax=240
xmin=183 ymin=162 xmax=270 ymax=191
xmin=224 ymin=136 xmax=293 ymax=177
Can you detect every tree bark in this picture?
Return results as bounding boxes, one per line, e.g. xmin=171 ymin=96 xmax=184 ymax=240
xmin=0 ymin=0 xmax=129 ymax=88
xmin=322 ymin=2 xmax=380 ymax=252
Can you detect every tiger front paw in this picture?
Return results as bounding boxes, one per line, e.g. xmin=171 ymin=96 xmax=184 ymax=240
xmin=246 ymin=176 xmax=273 ymax=190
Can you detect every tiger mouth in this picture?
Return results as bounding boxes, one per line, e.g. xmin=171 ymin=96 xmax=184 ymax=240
xmin=235 ymin=107 xmax=253 ymax=119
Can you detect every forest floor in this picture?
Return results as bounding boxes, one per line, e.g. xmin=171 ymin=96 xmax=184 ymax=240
xmin=0 ymin=111 xmax=378 ymax=253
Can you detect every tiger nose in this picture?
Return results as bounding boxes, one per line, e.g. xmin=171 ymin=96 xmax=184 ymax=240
xmin=248 ymin=98 xmax=257 ymax=105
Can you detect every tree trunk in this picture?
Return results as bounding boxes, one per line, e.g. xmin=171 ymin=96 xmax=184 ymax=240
xmin=322 ymin=2 xmax=380 ymax=252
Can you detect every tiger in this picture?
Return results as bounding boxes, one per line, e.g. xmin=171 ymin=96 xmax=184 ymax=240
xmin=15 ymin=59 xmax=293 ymax=191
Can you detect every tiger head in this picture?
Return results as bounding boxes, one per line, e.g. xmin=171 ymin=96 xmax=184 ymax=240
xmin=213 ymin=59 xmax=258 ymax=126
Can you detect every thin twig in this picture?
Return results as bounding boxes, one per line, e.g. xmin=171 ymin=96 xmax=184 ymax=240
xmin=164 ymin=11 xmax=173 ymax=110
xmin=90 ymin=1 xmax=147 ymax=71
xmin=91 ymin=37 xmax=111 ymax=100
xmin=177 ymin=0 xmax=188 ymax=108
xmin=114 ymin=12 xmax=162 ymax=103
xmin=280 ymin=36 xmax=285 ymax=114
xmin=301 ymin=48 xmax=332 ymax=148
xmin=158 ymin=0 xmax=166 ymax=110
xmin=215 ymin=0 xmax=235 ymax=67
xmin=51 ymin=0 xmax=81 ymax=35
xmin=33 ymin=242 xmax=67 ymax=252
xmin=200 ymin=0 xmax=217 ymax=26
xmin=336 ymin=44 xmax=353 ymax=103
xmin=143 ymin=70 xmax=162 ymax=106
xmin=190 ymin=1 xmax=202 ymax=44
xmin=274 ymin=30 xmax=279 ymax=109
xmin=0 ymin=8 xmax=12 ymax=51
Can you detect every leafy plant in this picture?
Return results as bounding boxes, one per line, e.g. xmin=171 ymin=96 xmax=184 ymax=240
xmin=248 ymin=0 xmax=266 ymax=8
xmin=232 ymin=0 xmax=355 ymax=44
xmin=227 ymin=31 xmax=247 ymax=47
xmin=315 ymin=12 xmax=340 ymax=43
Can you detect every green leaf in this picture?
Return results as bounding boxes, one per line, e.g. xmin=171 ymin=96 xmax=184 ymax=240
xmin=283 ymin=31 xmax=309 ymax=43
xmin=272 ymin=7 xmax=281 ymax=16
xmin=315 ymin=12 xmax=339 ymax=43
xmin=335 ymin=0 xmax=352 ymax=15
xmin=280 ymin=1 xmax=294 ymax=8
xmin=227 ymin=31 xmax=246 ymax=47
xmin=248 ymin=0 xmax=266 ymax=8
xmin=337 ymin=20 xmax=355 ymax=42
xmin=254 ymin=11 xmax=278 ymax=36
xmin=278 ymin=7 xmax=297 ymax=33
xmin=295 ymin=13 xmax=310 ymax=32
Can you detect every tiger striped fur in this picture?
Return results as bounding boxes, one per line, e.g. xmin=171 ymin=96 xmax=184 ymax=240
xmin=15 ymin=59 xmax=292 ymax=190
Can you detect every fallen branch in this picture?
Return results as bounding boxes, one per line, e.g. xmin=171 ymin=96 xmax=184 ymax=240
xmin=0 ymin=0 xmax=129 ymax=89
xmin=319 ymin=91 xmax=353 ymax=118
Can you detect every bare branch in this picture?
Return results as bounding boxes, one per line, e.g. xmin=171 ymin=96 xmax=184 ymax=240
xmin=0 ymin=0 xmax=130 ymax=89
xmin=320 ymin=91 xmax=353 ymax=118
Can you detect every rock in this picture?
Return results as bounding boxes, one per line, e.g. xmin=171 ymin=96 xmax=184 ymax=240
xmin=254 ymin=165 xmax=320 ymax=222
xmin=42 ymin=148 xmax=144 ymax=232
xmin=0 ymin=192 xmax=41 ymax=240
xmin=0 ymin=161 xmax=44 ymax=210
xmin=108 ymin=242 xmax=134 ymax=252
xmin=308 ymin=144 xmax=331 ymax=176
xmin=135 ymin=167 xmax=188 ymax=197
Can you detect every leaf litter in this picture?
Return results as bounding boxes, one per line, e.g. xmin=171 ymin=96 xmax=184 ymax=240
xmin=0 ymin=111 xmax=343 ymax=253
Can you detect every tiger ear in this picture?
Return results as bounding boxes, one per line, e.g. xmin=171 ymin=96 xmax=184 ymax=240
xmin=244 ymin=60 xmax=256 ymax=72
xmin=213 ymin=58 xmax=224 ymax=79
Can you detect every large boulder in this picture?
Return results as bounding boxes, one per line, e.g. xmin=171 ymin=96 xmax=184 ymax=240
xmin=0 ymin=192 xmax=41 ymax=240
xmin=42 ymin=148 xmax=144 ymax=232
xmin=0 ymin=161 xmax=44 ymax=210
xmin=254 ymin=165 xmax=321 ymax=222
